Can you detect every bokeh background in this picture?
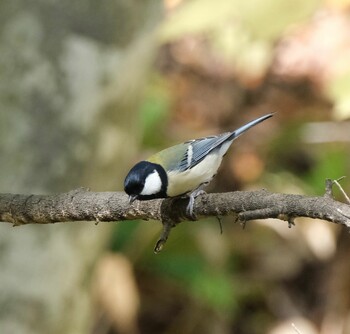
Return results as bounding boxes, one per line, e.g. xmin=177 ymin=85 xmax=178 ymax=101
xmin=1 ymin=1 xmax=350 ymax=333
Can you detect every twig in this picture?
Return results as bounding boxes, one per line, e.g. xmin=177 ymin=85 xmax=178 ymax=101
xmin=291 ymin=322 xmax=302 ymax=334
xmin=333 ymin=176 xmax=350 ymax=204
xmin=216 ymin=216 xmax=223 ymax=234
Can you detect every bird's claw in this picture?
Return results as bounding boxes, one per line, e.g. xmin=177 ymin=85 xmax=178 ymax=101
xmin=186 ymin=189 xmax=206 ymax=219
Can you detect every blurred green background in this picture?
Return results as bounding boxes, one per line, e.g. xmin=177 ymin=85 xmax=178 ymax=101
xmin=1 ymin=0 xmax=350 ymax=333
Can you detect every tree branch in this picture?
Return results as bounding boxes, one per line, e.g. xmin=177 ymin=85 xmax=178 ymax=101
xmin=1 ymin=180 xmax=350 ymax=252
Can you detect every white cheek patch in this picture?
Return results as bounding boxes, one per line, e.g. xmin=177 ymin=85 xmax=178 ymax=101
xmin=140 ymin=170 xmax=162 ymax=196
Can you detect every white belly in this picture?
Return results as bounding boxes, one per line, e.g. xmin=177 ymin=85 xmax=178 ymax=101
xmin=167 ymin=153 xmax=222 ymax=197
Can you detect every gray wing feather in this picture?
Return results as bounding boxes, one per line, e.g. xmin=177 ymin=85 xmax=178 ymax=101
xmin=169 ymin=113 xmax=274 ymax=172
xmin=176 ymin=132 xmax=233 ymax=172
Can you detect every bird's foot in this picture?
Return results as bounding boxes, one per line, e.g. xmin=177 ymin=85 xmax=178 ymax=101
xmin=186 ymin=189 xmax=207 ymax=219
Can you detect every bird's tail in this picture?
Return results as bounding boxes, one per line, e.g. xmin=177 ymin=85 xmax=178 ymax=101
xmin=230 ymin=113 xmax=274 ymax=140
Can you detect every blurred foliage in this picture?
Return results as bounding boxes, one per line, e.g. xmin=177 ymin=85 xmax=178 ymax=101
xmin=138 ymin=75 xmax=171 ymax=148
xmin=104 ymin=1 xmax=350 ymax=333
xmin=159 ymin=0 xmax=318 ymax=82
xmin=327 ymin=70 xmax=350 ymax=120
xmin=9 ymin=0 xmax=350 ymax=333
xmin=110 ymin=220 xmax=141 ymax=251
xmin=111 ymin=219 xmax=237 ymax=313
xmin=267 ymin=122 xmax=349 ymax=195
xmin=305 ymin=146 xmax=349 ymax=195
xmin=160 ymin=0 xmax=318 ymax=42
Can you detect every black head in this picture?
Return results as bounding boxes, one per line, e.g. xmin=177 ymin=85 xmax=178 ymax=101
xmin=124 ymin=161 xmax=168 ymax=203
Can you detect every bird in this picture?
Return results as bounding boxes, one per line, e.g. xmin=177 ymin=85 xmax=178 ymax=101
xmin=124 ymin=113 xmax=273 ymax=216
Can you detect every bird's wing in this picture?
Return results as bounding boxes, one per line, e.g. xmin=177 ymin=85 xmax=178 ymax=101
xmin=148 ymin=132 xmax=233 ymax=172
xmin=178 ymin=132 xmax=233 ymax=171
xmin=148 ymin=114 xmax=274 ymax=173
xmin=147 ymin=142 xmax=189 ymax=172
xmin=175 ymin=114 xmax=274 ymax=171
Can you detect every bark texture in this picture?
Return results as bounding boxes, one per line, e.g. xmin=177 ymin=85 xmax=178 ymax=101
xmin=1 ymin=189 xmax=350 ymax=227
xmin=1 ymin=183 xmax=349 ymax=252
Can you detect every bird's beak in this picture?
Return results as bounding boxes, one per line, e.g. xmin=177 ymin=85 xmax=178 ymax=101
xmin=128 ymin=195 xmax=138 ymax=204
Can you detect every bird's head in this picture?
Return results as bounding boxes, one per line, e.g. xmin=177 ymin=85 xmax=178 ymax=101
xmin=124 ymin=161 xmax=168 ymax=203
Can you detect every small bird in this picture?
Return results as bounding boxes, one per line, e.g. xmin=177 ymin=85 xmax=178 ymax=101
xmin=124 ymin=113 xmax=273 ymax=216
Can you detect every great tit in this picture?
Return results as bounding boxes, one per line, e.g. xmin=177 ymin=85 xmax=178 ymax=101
xmin=124 ymin=113 xmax=273 ymax=216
